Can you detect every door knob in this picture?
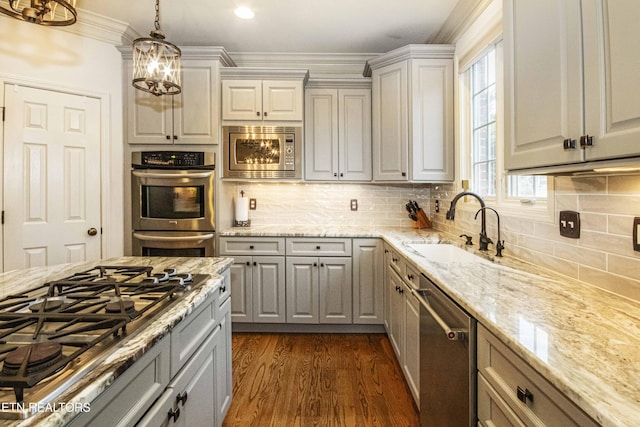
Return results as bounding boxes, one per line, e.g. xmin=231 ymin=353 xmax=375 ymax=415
xmin=87 ymin=228 xmax=98 ymax=236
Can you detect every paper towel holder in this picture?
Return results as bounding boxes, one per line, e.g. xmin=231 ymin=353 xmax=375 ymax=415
xmin=234 ymin=219 xmax=251 ymax=227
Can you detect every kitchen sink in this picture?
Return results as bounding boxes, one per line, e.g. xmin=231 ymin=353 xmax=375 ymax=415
xmin=407 ymin=243 xmax=490 ymax=264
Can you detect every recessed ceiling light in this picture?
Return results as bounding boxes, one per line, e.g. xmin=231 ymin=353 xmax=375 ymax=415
xmin=234 ymin=7 xmax=254 ymax=19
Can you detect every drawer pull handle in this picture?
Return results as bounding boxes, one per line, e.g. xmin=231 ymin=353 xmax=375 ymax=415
xmin=407 ymin=274 xmax=414 ymax=280
xmin=220 ymin=286 xmax=227 ymax=293
xmin=517 ymin=386 xmax=534 ymax=404
xmin=176 ymin=391 xmax=188 ymax=406
xmin=395 ymin=286 xmax=401 ymax=292
xmin=168 ymin=407 xmax=180 ymax=422
xmin=249 ymin=245 xmax=255 ymax=249
xmin=316 ymin=245 xmax=321 ymax=250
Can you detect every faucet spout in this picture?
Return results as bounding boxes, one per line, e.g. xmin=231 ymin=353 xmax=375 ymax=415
xmin=475 ymin=206 xmax=504 ymax=257
xmin=446 ymin=191 xmax=490 ymax=251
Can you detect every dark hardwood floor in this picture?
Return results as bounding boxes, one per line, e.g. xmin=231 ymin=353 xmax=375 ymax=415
xmin=222 ymin=332 xmax=419 ymax=427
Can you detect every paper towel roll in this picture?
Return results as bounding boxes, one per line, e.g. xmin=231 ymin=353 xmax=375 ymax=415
xmin=235 ymin=197 xmax=249 ymax=222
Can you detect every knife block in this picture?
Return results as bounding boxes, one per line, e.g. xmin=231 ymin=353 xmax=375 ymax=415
xmin=415 ymin=209 xmax=432 ymax=229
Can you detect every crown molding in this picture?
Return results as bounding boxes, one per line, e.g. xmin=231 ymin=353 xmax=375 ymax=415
xmin=306 ymin=77 xmax=371 ymax=89
xmin=428 ymin=0 xmax=495 ymax=44
xmin=58 ymin=8 xmax=138 ymax=46
xmin=220 ymin=67 xmax=310 ymax=84
xmin=118 ymin=45 xmax=235 ymax=66
xmin=363 ymin=44 xmax=455 ymax=75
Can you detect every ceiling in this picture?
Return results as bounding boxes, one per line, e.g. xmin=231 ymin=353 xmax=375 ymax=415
xmin=76 ymin=0 xmax=459 ymax=53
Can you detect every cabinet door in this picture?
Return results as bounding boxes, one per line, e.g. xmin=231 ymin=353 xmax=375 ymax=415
xmin=387 ymin=268 xmax=404 ymax=359
xmin=410 ymin=59 xmax=454 ymax=182
xmin=339 ymin=89 xmax=372 ymax=181
xmin=583 ymin=1 xmax=640 ymax=161
xmin=230 ymin=256 xmax=252 ymax=323
xmin=262 ymin=80 xmax=304 ymax=121
xmin=253 ymin=256 xmax=286 ymax=323
xmin=221 ymin=79 xmax=262 ymax=120
xmin=372 ymin=61 xmax=408 ymax=181
xmin=305 ymin=89 xmax=339 ymax=180
xmin=174 ymin=61 xmax=218 ymax=145
xmin=403 ymin=282 xmax=420 ymax=405
xmin=353 ymin=239 xmax=383 ymax=325
xmin=319 ymin=257 xmax=352 ymax=324
xmin=286 ymin=257 xmax=319 ymax=323
xmin=503 ymin=0 xmax=584 ymax=170
xmin=125 ymin=59 xmax=173 ymax=145
xmin=383 ymin=245 xmax=392 ymax=333
xmin=216 ymin=297 xmax=233 ymax=423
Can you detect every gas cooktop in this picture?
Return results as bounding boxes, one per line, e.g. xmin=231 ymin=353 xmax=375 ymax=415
xmin=0 ymin=265 xmax=209 ymax=420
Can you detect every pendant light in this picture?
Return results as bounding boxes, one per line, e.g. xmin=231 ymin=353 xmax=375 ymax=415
xmin=0 ymin=0 xmax=77 ymax=26
xmin=132 ymin=0 xmax=181 ymax=96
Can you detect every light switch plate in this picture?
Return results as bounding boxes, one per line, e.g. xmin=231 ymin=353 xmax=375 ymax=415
xmin=559 ymin=210 xmax=580 ymax=238
xmin=249 ymin=199 xmax=257 ymax=210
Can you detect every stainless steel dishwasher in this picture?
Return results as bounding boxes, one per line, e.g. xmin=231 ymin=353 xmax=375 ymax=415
xmin=414 ymin=273 xmax=477 ymax=426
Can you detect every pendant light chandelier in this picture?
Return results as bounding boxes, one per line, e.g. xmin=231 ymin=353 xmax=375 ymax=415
xmin=132 ymin=0 xmax=181 ymax=96
xmin=0 ymin=0 xmax=77 ymax=26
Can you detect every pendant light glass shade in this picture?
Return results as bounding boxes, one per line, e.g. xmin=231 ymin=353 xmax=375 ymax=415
xmin=0 ymin=0 xmax=77 ymax=26
xmin=131 ymin=0 xmax=181 ymax=96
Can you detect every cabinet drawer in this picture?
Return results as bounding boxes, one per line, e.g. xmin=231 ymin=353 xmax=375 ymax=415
xmin=387 ymin=248 xmax=405 ymax=275
xmin=403 ymin=263 xmax=419 ymax=289
xmin=170 ymin=293 xmax=217 ymax=377
xmin=477 ymin=325 xmax=598 ymax=427
xmin=218 ymin=237 xmax=285 ymax=256
xmin=286 ymin=238 xmax=352 ymax=256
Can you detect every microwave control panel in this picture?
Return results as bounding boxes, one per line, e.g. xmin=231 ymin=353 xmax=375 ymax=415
xmin=284 ymin=136 xmax=295 ymax=170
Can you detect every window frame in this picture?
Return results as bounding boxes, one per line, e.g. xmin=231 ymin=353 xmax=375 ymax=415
xmin=458 ymin=41 xmax=555 ymax=222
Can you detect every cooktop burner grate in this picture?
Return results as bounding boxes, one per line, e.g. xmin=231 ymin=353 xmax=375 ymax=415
xmin=0 ymin=265 xmax=203 ymax=406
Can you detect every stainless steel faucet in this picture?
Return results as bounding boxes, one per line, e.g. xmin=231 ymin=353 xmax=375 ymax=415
xmin=445 ymin=191 xmax=491 ymax=251
xmin=475 ymin=206 xmax=504 ymax=257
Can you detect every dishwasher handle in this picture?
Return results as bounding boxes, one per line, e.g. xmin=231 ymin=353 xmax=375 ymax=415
xmin=411 ymin=289 xmax=466 ymax=341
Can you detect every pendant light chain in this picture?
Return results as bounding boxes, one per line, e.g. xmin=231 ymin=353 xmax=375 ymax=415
xmin=154 ymin=0 xmax=160 ymax=31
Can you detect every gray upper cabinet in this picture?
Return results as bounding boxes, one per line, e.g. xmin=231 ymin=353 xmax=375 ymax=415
xmin=305 ymin=82 xmax=372 ymax=181
xmin=504 ymin=0 xmax=640 ymax=172
xmin=367 ymin=44 xmax=455 ymax=183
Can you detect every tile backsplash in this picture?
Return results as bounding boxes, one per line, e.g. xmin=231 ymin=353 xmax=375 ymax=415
xmin=430 ymin=175 xmax=640 ymax=302
xmin=229 ymin=182 xmax=430 ymax=228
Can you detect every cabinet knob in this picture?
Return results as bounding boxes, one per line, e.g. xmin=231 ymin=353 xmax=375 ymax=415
xmin=313 ymin=262 xmax=317 ymax=267
xmin=256 ymin=111 xmax=261 ymax=116
xmin=264 ymin=111 xmax=268 ymax=117
xmin=407 ymin=274 xmax=414 ymax=280
xmin=246 ymin=261 xmax=250 ymax=266
xmin=249 ymin=245 xmax=254 ymax=249
xmin=340 ymin=172 xmax=343 ymax=177
xmin=166 ymin=135 xmax=171 ymax=140
xmin=316 ymin=245 xmax=321 ymax=250
xmin=395 ymin=286 xmax=401 ymax=292
xmin=563 ymin=138 xmax=577 ymax=150
xmin=320 ymin=263 xmax=324 ymax=267
xmin=253 ymin=261 xmax=257 ymax=266
xmin=517 ymin=386 xmax=533 ymax=404
xmin=168 ymin=407 xmax=180 ymax=422
xmin=173 ymin=135 xmax=178 ymax=140
xmin=384 ymin=249 xmax=389 ymax=254
xmin=176 ymin=391 xmax=188 ymax=406
xmin=334 ymin=173 xmax=338 ymax=177
xmin=399 ymin=288 xmax=404 ymax=294
xmin=220 ymin=286 xmax=227 ymax=293
xmin=580 ymin=134 xmax=594 ymax=148
xmin=401 ymin=172 xmax=407 ymax=177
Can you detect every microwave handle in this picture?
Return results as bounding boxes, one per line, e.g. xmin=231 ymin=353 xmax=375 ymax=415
xmin=133 ymin=232 xmax=215 ymax=242
xmin=132 ymin=170 xmax=213 ymax=179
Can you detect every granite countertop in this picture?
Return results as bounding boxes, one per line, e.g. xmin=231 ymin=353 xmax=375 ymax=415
xmin=0 ymin=256 xmax=233 ymax=427
xmin=220 ymin=225 xmax=640 ymax=427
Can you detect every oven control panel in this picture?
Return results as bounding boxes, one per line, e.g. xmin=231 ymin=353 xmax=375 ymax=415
xmin=132 ymin=151 xmax=215 ymax=169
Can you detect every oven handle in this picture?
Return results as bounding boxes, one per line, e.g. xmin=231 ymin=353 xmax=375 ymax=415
xmin=132 ymin=170 xmax=213 ymax=179
xmin=133 ymin=232 xmax=215 ymax=242
xmin=411 ymin=288 xmax=466 ymax=341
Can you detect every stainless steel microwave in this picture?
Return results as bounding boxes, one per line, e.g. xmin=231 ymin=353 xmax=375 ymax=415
xmin=223 ymin=125 xmax=302 ymax=179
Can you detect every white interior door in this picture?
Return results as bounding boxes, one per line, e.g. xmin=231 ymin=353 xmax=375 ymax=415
xmin=3 ymin=84 xmax=101 ymax=270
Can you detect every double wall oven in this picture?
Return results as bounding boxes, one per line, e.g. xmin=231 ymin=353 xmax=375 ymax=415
xmin=131 ymin=151 xmax=215 ymax=257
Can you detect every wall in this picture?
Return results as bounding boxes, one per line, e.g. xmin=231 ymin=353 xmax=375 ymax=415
xmin=429 ymin=175 xmax=640 ymax=302
xmin=0 ymin=16 xmax=125 ymax=260
xmin=221 ymin=182 xmax=430 ymax=228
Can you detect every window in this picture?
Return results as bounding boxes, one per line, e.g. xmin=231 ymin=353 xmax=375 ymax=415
xmin=462 ymin=42 xmax=552 ymax=218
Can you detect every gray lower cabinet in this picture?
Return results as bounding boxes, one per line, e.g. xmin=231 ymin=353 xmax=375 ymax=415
xmin=477 ymin=324 xmax=598 ymax=427
xmin=352 ymin=238 xmax=383 ymax=324
xmin=69 ymin=273 xmax=232 ymax=427
xmin=222 ymin=236 xmax=383 ymax=326
xmin=285 ymin=256 xmax=352 ymax=324
xmin=220 ymin=237 xmax=287 ymax=324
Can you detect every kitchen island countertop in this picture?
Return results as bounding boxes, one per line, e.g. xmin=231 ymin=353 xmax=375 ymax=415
xmin=220 ymin=225 xmax=640 ymax=427
xmin=0 ymin=256 xmax=233 ymax=426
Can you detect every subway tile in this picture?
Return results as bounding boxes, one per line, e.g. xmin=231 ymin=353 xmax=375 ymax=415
xmin=553 ymin=242 xmax=605 ymax=270
xmin=579 ymin=194 xmax=640 ymax=215
xmin=607 ymin=254 xmax=640 ymax=281
xmin=580 ymin=212 xmax=607 ymax=232
xmin=579 ymin=230 xmax=634 ymax=257
xmin=608 ymin=215 xmax=635 ymax=236
xmin=579 ymin=266 xmax=640 ymax=302
xmin=607 ymin=175 xmax=640 ymax=194
xmin=555 ymin=176 xmax=606 ymax=194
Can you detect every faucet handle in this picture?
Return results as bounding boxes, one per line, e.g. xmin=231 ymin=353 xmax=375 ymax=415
xmin=459 ymin=234 xmax=473 ymax=245
xmin=496 ymin=240 xmax=505 ymax=257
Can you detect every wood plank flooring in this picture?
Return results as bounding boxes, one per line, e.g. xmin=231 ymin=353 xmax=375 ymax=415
xmin=222 ymin=333 xmax=419 ymax=427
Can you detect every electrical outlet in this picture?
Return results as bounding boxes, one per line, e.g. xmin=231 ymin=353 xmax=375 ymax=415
xmin=435 ymin=200 xmax=440 ymax=213
xmin=350 ymin=199 xmax=358 ymax=211
xmin=249 ymin=199 xmax=257 ymax=210
xmin=559 ymin=211 xmax=580 ymax=238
